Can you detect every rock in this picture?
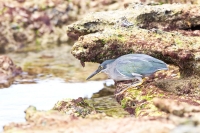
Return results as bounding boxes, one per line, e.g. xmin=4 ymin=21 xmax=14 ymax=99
xmin=153 ymin=98 xmax=200 ymax=117
xmin=67 ymin=3 xmax=200 ymax=117
xmin=3 ymin=105 xmax=175 ymax=133
xmin=0 ymin=34 xmax=8 ymax=53
xmin=0 ymin=55 xmax=22 ymax=88
xmin=53 ymin=96 xmax=129 ymax=118
xmin=0 ymin=0 xmax=134 ymax=53
xmin=68 ymin=3 xmax=200 ymax=77
xmin=4 ymin=99 xmax=200 ymax=133
xmin=53 ymin=97 xmax=96 ymax=118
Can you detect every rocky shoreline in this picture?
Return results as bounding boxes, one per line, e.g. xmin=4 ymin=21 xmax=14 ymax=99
xmin=1 ymin=0 xmax=200 ymax=133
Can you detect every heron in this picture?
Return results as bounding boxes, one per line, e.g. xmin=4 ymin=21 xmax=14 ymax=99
xmin=87 ymin=54 xmax=168 ymax=95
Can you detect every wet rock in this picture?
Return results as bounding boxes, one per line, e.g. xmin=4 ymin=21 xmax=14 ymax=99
xmin=68 ymin=3 xmax=200 ymax=77
xmin=88 ymin=96 xmax=130 ymax=117
xmin=154 ymin=98 xmax=200 ymax=133
xmin=91 ymin=82 xmax=115 ymax=98
xmin=3 ymin=106 xmax=175 ymax=133
xmin=4 ymin=99 xmax=200 ymax=133
xmin=53 ymin=96 xmax=129 ymax=118
xmin=53 ymin=97 xmax=96 ymax=118
xmin=0 ymin=55 xmax=22 ymax=88
xmin=155 ymin=76 xmax=200 ymax=97
xmin=68 ymin=3 xmax=200 ymax=117
xmin=153 ymin=98 xmax=200 ymax=117
xmin=113 ymin=65 xmax=200 ymax=117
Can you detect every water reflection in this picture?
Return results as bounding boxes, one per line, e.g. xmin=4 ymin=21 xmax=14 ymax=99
xmin=0 ymin=78 xmax=114 ymax=131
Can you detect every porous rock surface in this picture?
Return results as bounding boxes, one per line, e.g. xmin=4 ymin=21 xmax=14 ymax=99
xmin=68 ymin=3 xmax=200 ymax=76
xmin=4 ymin=98 xmax=200 ymax=133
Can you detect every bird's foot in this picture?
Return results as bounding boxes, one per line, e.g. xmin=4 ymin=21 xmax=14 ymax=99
xmin=115 ymin=80 xmax=143 ymax=96
xmin=115 ymin=88 xmax=130 ymax=96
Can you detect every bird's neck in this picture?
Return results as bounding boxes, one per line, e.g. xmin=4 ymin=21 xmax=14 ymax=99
xmin=100 ymin=59 xmax=115 ymax=75
xmin=102 ymin=61 xmax=115 ymax=74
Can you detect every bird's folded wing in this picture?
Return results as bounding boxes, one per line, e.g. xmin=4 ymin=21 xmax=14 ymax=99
xmin=115 ymin=58 xmax=166 ymax=77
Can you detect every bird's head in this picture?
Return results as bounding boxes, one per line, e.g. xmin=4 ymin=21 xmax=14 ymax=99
xmin=86 ymin=59 xmax=115 ymax=80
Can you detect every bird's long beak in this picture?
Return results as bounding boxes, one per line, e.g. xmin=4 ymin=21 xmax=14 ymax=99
xmin=86 ymin=67 xmax=102 ymax=80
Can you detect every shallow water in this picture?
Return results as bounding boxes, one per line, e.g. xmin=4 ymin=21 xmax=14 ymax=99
xmin=0 ymin=78 xmax=114 ymax=131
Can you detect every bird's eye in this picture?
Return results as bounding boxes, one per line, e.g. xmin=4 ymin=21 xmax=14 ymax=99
xmin=99 ymin=65 xmax=103 ymax=69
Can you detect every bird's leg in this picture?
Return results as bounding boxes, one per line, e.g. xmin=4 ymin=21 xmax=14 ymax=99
xmin=130 ymin=77 xmax=143 ymax=87
xmin=115 ymin=77 xmax=143 ymax=96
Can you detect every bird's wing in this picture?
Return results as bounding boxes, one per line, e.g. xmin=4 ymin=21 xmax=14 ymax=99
xmin=115 ymin=57 xmax=167 ymax=77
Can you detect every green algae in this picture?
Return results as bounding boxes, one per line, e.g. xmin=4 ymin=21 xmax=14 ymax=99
xmin=53 ymin=98 xmax=95 ymax=118
xmin=89 ymin=94 xmax=130 ymax=117
xmin=116 ymin=84 xmax=168 ymax=117
xmin=121 ymin=96 xmax=134 ymax=108
xmin=53 ymin=96 xmax=129 ymax=118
